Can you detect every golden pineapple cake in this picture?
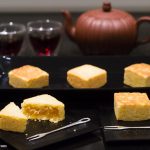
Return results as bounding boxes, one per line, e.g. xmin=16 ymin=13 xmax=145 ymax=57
xmin=67 ymin=64 xmax=107 ymax=88
xmin=114 ymin=92 xmax=150 ymax=121
xmin=124 ymin=63 xmax=150 ymax=87
xmin=0 ymin=102 xmax=27 ymax=133
xmin=21 ymin=94 xmax=65 ymax=123
xmin=8 ymin=65 xmax=49 ymax=88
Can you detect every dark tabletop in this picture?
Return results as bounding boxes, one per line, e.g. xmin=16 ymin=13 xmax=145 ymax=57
xmin=0 ymin=12 xmax=150 ymax=150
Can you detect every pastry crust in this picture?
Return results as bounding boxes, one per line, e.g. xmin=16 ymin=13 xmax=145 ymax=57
xmin=124 ymin=63 xmax=150 ymax=87
xmin=8 ymin=65 xmax=49 ymax=88
xmin=67 ymin=64 xmax=107 ymax=88
xmin=0 ymin=102 xmax=27 ymax=133
xmin=114 ymin=92 xmax=150 ymax=121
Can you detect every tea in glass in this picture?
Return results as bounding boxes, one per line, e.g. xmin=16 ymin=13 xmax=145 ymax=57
xmin=0 ymin=22 xmax=26 ymax=56
xmin=27 ymin=20 xmax=63 ymax=56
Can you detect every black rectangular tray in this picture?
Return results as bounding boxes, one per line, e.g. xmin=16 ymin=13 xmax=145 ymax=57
xmin=0 ymin=56 xmax=150 ymax=91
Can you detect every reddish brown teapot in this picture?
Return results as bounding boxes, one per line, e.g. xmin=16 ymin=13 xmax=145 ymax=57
xmin=63 ymin=1 xmax=150 ymax=55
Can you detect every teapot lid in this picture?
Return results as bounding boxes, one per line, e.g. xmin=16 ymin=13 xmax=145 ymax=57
xmin=78 ymin=0 xmax=135 ymax=21
xmin=102 ymin=1 xmax=111 ymax=12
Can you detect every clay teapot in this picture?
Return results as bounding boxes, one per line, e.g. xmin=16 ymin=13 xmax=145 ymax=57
xmin=63 ymin=1 xmax=150 ymax=55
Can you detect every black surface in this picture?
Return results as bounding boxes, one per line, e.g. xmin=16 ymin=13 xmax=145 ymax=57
xmin=0 ymin=108 xmax=100 ymax=150
xmin=100 ymin=107 xmax=150 ymax=142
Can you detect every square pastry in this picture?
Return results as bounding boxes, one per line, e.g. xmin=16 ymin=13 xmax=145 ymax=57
xmin=114 ymin=92 xmax=150 ymax=121
xmin=124 ymin=63 xmax=150 ymax=87
xmin=67 ymin=64 xmax=107 ymax=88
xmin=8 ymin=65 xmax=49 ymax=88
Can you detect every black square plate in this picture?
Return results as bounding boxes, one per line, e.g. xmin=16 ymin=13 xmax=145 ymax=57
xmin=0 ymin=107 xmax=100 ymax=150
xmin=100 ymin=107 xmax=150 ymax=142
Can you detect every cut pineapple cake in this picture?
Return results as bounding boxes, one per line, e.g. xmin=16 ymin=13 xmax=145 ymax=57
xmin=114 ymin=92 xmax=150 ymax=121
xmin=0 ymin=102 xmax=27 ymax=133
xmin=21 ymin=94 xmax=65 ymax=123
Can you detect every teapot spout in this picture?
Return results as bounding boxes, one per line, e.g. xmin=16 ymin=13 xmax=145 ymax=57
xmin=62 ymin=10 xmax=76 ymax=40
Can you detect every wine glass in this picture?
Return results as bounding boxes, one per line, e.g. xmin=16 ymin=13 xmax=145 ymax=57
xmin=0 ymin=22 xmax=26 ymax=56
xmin=27 ymin=19 xmax=63 ymax=56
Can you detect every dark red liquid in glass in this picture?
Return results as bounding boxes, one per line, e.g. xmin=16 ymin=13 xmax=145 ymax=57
xmin=0 ymin=38 xmax=23 ymax=56
xmin=29 ymin=34 xmax=60 ymax=56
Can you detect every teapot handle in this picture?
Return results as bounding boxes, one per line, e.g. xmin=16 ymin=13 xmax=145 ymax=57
xmin=136 ymin=16 xmax=150 ymax=45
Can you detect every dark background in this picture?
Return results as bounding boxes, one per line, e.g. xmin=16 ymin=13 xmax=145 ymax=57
xmin=0 ymin=12 xmax=149 ymax=56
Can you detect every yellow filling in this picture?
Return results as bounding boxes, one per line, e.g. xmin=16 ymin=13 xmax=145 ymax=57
xmin=22 ymin=105 xmax=63 ymax=123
